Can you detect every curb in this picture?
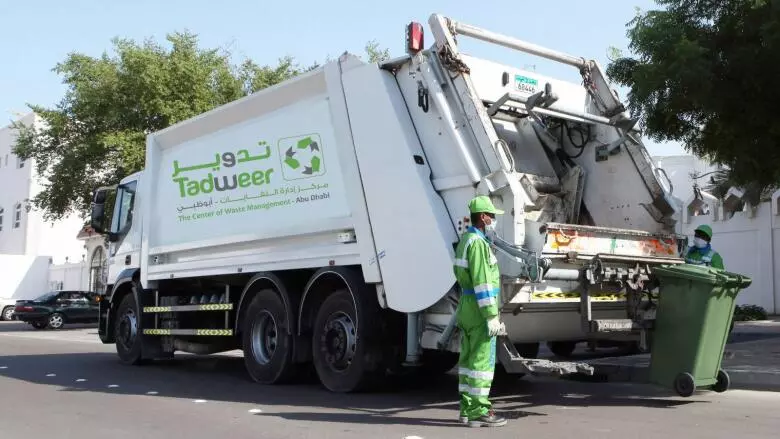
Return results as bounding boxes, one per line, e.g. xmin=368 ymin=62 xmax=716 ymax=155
xmin=582 ymin=353 xmax=780 ymax=392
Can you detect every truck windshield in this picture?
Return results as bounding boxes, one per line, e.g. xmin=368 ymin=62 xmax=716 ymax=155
xmin=110 ymin=180 xmax=137 ymax=234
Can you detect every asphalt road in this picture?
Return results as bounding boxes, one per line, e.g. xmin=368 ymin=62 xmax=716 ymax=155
xmin=1 ymin=321 xmax=779 ymax=439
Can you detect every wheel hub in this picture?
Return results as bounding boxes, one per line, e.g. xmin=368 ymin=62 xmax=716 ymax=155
xmin=320 ymin=312 xmax=356 ymax=372
xmin=118 ymin=309 xmax=137 ymax=350
xmin=251 ymin=311 xmax=278 ymax=365
xmin=49 ymin=314 xmax=63 ymax=328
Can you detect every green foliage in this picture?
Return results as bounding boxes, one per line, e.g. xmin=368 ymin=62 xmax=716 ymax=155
xmin=365 ymin=40 xmax=391 ymax=63
xmin=606 ymin=0 xmax=779 ymax=195
xmin=733 ymin=304 xmax=768 ymax=322
xmin=14 ymin=32 xmax=389 ymax=221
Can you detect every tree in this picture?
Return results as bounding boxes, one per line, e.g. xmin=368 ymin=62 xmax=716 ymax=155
xmin=14 ymin=32 xmax=390 ymax=221
xmin=606 ymin=0 xmax=780 ymax=197
xmin=365 ymin=40 xmax=391 ymax=63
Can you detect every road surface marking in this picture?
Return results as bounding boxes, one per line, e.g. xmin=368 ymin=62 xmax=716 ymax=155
xmin=193 ymin=399 xmax=207 ymax=403
xmin=147 ymin=391 xmax=159 ymax=395
xmin=0 ymin=366 xmax=7 ymax=369
xmin=248 ymin=409 xmax=263 ymax=414
xmin=76 ymin=379 xmax=87 ymax=382
xmin=107 ymin=384 xmax=119 ymax=388
xmin=46 ymin=373 xmax=56 ymax=377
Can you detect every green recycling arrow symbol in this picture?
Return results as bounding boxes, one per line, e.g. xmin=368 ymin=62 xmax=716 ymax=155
xmin=283 ymin=136 xmax=323 ymax=177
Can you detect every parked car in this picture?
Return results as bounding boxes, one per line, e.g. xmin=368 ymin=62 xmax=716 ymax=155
xmin=1 ymin=299 xmax=15 ymax=321
xmin=14 ymin=290 xmax=100 ymax=330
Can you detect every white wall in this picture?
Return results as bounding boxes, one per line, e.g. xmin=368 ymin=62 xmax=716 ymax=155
xmin=0 ymin=113 xmax=35 ymax=254
xmin=653 ymin=155 xmax=718 ymax=206
xmin=0 ymin=255 xmax=51 ymax=300
xmin=46 ymin=235 xmax=107 ymax=293
xmin=0 ymin=112 xmax=87 ymax=264
xmin=683 ymin=189 xmax=780 ymax=314
xmin=653 ymin=154 xmax=719 ymax=234
xmin=48 ymin=262 xmax=90 ymax=291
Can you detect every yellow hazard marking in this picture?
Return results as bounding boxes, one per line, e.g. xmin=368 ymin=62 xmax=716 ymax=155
xmin=194 ymin=329 xmax=233 ymax=336
xmin=142 ymin=328 xmax=234 ymax=336
xmin=143 ymin=307 xmax=172 ymax=313
xmin=530 ymin=291 xmax=660 ymax=302
xmin=143 ymin=303 xmax=233 ymax=313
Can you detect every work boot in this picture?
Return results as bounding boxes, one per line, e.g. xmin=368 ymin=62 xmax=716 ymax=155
xmin=468 ymin=410 xmax=507 ymax=428
xmin=458 ymin=415 xmax=468 ymax=424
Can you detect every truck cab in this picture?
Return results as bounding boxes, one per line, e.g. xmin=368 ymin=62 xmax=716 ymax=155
xmin=89 ymin=172 xmax=142 ymax=337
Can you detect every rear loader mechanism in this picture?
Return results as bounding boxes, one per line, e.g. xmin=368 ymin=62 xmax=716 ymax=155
xmin=418 ymin=13 xmax=686 ymax=378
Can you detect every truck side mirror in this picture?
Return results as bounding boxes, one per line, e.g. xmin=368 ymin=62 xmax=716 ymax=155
xmin=90 ymin=188 xmax=110 ymax=235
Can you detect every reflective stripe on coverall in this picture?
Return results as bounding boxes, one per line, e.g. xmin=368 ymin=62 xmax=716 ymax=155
xmin=454 ymin=226 xmax=500 ymax=420
xmin=685 ymin=247 xmax=724 ymax=269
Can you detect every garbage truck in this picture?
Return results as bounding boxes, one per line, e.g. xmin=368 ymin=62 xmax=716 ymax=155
xmin=88 ymin=13 xmax=686 ymax=392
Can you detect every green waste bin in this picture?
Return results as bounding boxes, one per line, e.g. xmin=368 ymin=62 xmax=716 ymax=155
xmin=649 ymin=264 xmax=752 ymax=397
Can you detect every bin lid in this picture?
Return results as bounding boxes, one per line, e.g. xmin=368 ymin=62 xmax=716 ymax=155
xmin=653 ymin=264 xmax=752 ymax=288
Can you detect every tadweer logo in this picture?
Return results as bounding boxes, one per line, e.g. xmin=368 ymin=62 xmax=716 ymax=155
xmin=280 ymin=135 xmax=325 ymax=180
xmin=171 ymin=142 xmax=275 ymax=198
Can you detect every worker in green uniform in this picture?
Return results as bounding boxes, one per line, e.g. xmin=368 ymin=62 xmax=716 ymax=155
xmin=684 ymin=224 xmax=724 ymax=269
xmin=453 ymin=195 xmax=507 ymax=428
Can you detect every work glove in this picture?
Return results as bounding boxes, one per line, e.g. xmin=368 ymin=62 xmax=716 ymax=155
xmin=486 ymin=317 xmax=505 ymax=337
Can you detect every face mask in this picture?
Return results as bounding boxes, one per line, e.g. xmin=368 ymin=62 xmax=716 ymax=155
xmin=484 ymin=220 xmax=496 ymax=233
xmin=693 ymin=237 xmax=708 ymax=249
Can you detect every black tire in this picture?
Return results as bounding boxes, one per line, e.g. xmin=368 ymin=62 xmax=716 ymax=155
xmin=548 ymin=341 xmax=577 ymax=358
xmin=712 ymin=369 xmax=730 ymax=393
xmin=515 ymin=342 xmax=540 ymax=359
xmin=420 ymin=349 xmax=459 ymax=376
xmin=114 ymin=293 xmax=143 ymax=365
xmin=47 ymin=313 xmax=65 ymax=330
xmin=1 ymin=306 xmax=14 ymax=321
xmin=312 ymin=289 xmax=384 ymax=393
xmin=674 ymin=372 xmax=696 ymax=397
xmin=242 ymin=289 xmax=297 ymax=384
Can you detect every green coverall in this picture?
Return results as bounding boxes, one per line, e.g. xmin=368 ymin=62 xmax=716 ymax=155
xmin=453 ymin=225 xmax=500 ymax=420
xmin=684 ymin=247 xmax=724 ymax=269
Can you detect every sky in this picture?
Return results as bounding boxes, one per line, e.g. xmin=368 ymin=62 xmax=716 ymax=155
xmin=0 ymin=0 xmax=685 ymax=156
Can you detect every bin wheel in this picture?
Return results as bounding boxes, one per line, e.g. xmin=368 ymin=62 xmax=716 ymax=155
xmin=674 ymin=372 xmax=696 ymax=397
xmin=712 ymin=369 xmax=730 ymax=393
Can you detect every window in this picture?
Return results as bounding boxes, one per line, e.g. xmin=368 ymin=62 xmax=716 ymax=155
xmin=13 ymin=203 xmax=21 ymax=228
xmin=17 ymin=157 xmax=24 ymax=169
xmin=110 ymin=181 xmax=137 ymax=234
xmin=0 ymin=207 xmax=3 ymax=231
xmin=89 ymin=246 xmax=107 ymax=294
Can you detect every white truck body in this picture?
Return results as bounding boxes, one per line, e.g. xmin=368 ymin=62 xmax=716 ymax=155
xmin=92 ymin=14 xmax=684 ymax=391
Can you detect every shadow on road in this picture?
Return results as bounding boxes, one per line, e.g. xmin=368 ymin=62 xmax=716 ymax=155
xmin=0 ymin=348 xmax=701 ymax=427
xmin=0 ymin=321 xmax=98 ymax=333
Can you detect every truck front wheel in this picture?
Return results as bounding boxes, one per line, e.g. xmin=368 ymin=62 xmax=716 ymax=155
xmin=242 ymin=289 xmax=297 ymax=384
xmin=115 ymin=293 xmax=143 ymax=365
xmin=312 ymin=289 xmax=383 ymax=392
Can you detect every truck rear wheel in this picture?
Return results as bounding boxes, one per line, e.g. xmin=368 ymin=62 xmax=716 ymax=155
xmin=312 ymin=288 xmax=383 ymax=392
xmin=242 ymin=289 xmax=297 ymax=384
xmin=548 ymin=341 xmax=577 ymax=358
xmin=115 ymin=293 xmax=143 ymax=365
